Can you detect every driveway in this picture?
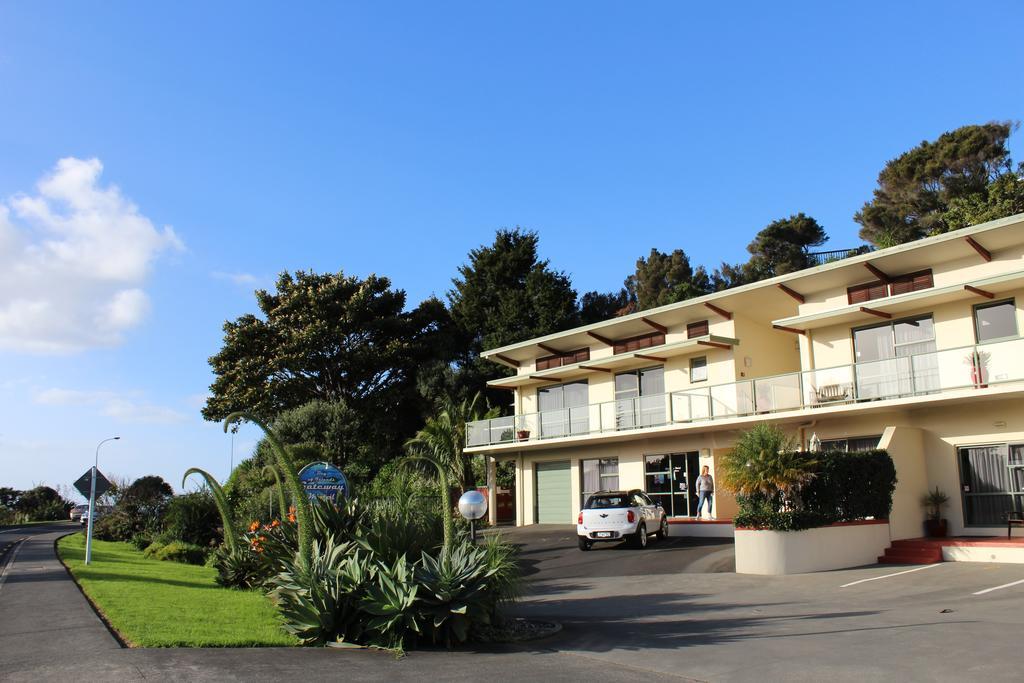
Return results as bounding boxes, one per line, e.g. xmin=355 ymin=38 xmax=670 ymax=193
xmin=509 ymin=549 xmax=1024 ymax=681
xmin=492 ymin=524 xmax=735 ymax=583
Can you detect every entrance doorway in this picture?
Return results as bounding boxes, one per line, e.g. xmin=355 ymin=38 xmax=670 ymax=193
xmin=644 ymin=452 xmax=700 ymax=517
xmin=959 ymin=444 xmax=1024 ymax=526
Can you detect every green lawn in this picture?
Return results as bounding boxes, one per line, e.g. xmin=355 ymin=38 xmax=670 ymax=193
xmin=58 ymin=533 xmax=297 ymax=647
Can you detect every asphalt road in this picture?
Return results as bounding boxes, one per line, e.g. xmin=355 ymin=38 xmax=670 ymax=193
xmin=6 ymin=522 xmax=1024 ymax=681
xmin=493 ymin=524 xmax=736 ymax=582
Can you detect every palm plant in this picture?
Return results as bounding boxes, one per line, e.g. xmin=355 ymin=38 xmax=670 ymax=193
xmin=719 ymin=423 xmax=816 ymax=503
xmin=181 ymin=467 xmax=239 ymax=555
xmin=224 ymin=411 xmax=314 ymax=571
xmin=404 ymin=392 xmax=498 ymax=556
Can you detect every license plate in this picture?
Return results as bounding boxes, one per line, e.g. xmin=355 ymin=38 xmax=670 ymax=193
xmin=595 ymin=532 xmax=611 ymax=538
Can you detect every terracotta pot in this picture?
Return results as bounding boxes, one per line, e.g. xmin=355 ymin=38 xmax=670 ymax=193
xmin=924 ymin=518 xmax=948 ymax=538
xmin=516 ymin=430 xmax=531 ymax=441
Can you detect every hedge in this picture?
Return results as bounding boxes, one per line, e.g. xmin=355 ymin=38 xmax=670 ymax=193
xmin=734 ymin=449 xmax=896 ymax=531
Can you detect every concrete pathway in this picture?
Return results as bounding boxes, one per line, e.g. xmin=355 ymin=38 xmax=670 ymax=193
xmin=0 ymin=523 xmax=122 ymax=679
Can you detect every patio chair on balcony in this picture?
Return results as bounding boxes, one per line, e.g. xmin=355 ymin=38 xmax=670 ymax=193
xmin=813 ymin=383 xmax=851 ymax=405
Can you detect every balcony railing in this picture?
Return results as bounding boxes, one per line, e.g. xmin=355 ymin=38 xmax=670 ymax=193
xmin=466 ymin=337 xmax=1024 ymax=448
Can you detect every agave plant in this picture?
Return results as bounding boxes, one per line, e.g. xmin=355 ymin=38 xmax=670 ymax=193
xmin=268 ymin=537 xmax=373 ymax=646
xmin=415 ymin=543 xmax=498 ymax=648
xmin=224 ymin=411 xmax=314 ymax=570
xmin=181 ymin=467 xmax=240 ymax=555
xmin=211 ymin=544 xmax=266 ymax=589
xmin=479 ymin=535 xmax=522 ymax=618
xmin=360 ymin=555 xmax=420 ymax=650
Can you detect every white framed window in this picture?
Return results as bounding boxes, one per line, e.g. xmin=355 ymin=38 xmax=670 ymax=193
xmin=974 ymin=299 xmax=1018 ymax=343
xmin=690 ymin=356 xmax=708 ymax=383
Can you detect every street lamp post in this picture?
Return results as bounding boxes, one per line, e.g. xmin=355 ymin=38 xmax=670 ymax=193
xmin=458 ymin=490 xmax=488 ymax=543
xmin=85 ymin=436 xmax=120 ymax=565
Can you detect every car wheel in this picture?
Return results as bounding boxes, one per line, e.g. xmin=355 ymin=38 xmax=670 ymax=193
xmin=657 ymin=516 xmax=669 ymax=540
xmin=633 ymin=523 xmax=647 ymax=548
xmin=578 ymin=536 xmax=592 ymax=551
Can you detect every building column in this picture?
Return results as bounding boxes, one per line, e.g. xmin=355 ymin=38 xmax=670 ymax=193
xmin=487 ymin=455 xmax=497 ymax=526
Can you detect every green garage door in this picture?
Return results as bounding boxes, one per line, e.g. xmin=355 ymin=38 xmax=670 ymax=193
xmin=535 ymin=460 xmax=571 ymax=524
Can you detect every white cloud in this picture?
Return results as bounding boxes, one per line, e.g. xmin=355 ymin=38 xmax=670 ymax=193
xmin=0 ymin=157 xmax=183 ymax=353
xmin=211 ymin=271 xmax=259 ymax=286
xmin=33 ymin=387 xmax=188 ymax=424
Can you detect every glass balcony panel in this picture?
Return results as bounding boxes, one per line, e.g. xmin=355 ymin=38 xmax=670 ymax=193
xmin=709 ymin=381 xmax=750 ymax=418
xmin=804 ymin=365 xmax=855 ymax=405
xmin=638 ymin=394 xmax=667 ymax=427
xmin=754 ymin=373 xmax=802 ymax=412
xmin=568 ymin=405 xmax=590 ymax=436
xmin=615 ymin=397 xmax=638 ymax=430
xmin=672 ymin=389 xmax=710 ymax=421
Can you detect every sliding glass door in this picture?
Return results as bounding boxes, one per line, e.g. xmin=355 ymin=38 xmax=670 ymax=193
xmin=853 ymin=315 xmax=936 ymax=399
xmin=537 ymin=381 xmax=589 ymax=438
xmin=615 ymin=366 xmax=665 ymax=430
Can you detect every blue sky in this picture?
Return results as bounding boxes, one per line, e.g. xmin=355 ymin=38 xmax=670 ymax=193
xmin=1 ymin=2 xmax=1022 ymax=496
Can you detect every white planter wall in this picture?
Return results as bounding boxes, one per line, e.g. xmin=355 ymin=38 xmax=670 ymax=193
xmin=735 ymin=522 xmax=891 ymax=575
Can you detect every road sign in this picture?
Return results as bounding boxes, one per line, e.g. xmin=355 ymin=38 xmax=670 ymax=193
xmin=73 ymin=469 xmax=112 ymax=499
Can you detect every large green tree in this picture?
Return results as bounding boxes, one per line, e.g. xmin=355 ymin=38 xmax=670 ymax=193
xmin=744 ymin=213 xmax=827 ymax=278
xmin=578 ymin=289 xmax=630 ymax=324
xmin=942 ymin=162 xmax=1024 ymax=231
xmin=448 ymin=229 xmax=579 ymax=404
xmin=855 ymin=122 xmax=1017 ymax=246
xmin=624 ymin=248 xmax=711 ymax=312
xmin=204 ymin=271 xmax=452 ymax=424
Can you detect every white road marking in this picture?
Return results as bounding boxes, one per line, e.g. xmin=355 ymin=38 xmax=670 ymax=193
xmin=973 ymin=578 xmax=1024 ymax=595
xmin=840 ymin=563 xmax=943 ymax=588
xmin=0 ymin=538 xmax=26 ymax=593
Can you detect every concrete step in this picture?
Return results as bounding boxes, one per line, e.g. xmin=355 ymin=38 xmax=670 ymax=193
xmin=878 ymin=545 xmax=943 ymax=564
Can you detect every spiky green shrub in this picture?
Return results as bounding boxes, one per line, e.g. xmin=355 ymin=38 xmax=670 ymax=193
xmin=478 ymin=534 xmax=523 ymax=619
xmin=212 ymin=545 xmax=266 ymax=589
xmin=267 ymin=538 xmax=373 ymax=646
xmin=415 ymin=543 xmax=498 ymax=648
xmin=363 ymin=464 xmax=443 ymax=564
xmin=360 ymin=555 xmax=420 ymax=650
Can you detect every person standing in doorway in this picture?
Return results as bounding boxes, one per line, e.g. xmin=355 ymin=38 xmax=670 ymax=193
xmin=696 ymin=466 xmax=714 ymax=519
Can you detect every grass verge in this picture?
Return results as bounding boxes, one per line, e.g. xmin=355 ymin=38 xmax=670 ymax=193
xmin=58 ymin=532 xmax=297 ymax=647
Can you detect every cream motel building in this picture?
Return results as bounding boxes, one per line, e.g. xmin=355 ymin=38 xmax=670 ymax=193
xmin=466 ymin=213 xmax=1024 ymax=547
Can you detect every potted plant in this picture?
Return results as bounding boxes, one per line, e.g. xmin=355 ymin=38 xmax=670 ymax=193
xmin=921 ymin=487 xmax=949 ymax=537
xmin=516 ymin=429 xmax=531 ymax=441
xmin=965 ymin=350 xmax=990 ymax=389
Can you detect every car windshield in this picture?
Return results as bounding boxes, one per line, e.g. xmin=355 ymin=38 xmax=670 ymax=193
xmin=585 ymin=494 xmax=631 ymax=509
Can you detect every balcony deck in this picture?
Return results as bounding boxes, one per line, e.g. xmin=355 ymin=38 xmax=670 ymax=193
xmin=466 ymin=337 xmax=1024 ymax=449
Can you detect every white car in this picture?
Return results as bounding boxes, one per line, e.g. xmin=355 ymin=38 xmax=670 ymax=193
xmin=577 ymin=489 xmax=669 ymax=550
xmin=69 ymin=504 xmax=88 ymax=522
xmin=79 ymin=505 xmax=112 ymax=527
